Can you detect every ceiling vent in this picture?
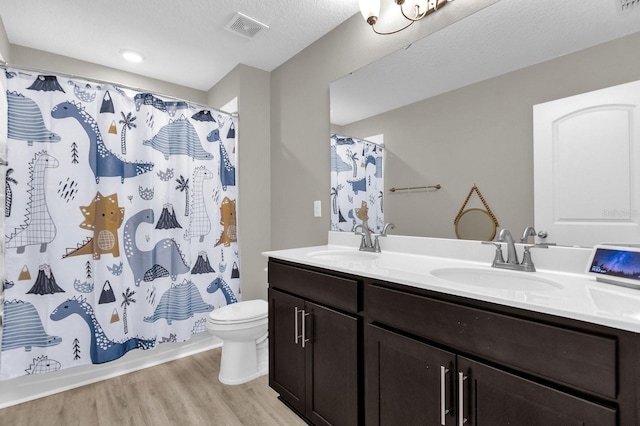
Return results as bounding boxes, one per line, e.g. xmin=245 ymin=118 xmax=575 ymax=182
xmin=225 ymin=12 xmax=269 ymax=39
xmin=615 ymin=0 xmax=640 ymax=13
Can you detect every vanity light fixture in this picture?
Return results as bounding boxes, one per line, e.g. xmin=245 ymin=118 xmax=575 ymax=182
xmin=120 ymin=49 xmax=144 ymax=63
xmin=359 ymin=0 xmax=452 ymax=35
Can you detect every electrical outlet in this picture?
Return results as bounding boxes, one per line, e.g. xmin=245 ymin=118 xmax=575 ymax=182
xmin=314 ymin=200 xmax=322 ymax=217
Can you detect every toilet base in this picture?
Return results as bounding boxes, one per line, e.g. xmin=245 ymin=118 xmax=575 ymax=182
xmin=218 ymin=339 xmax=268 ymax=385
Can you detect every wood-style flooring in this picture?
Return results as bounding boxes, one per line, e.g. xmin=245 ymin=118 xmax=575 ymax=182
xmin=0 ymin=348 xmax=306 ymax=426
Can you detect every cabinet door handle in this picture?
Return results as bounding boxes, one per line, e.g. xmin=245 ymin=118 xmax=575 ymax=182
xmin=294 ymin=306 xmax=301 ymax=345
xmin=440 ymin=366 xmax=450 ymax=425
xmin=301 ymin=310 xmax=311 ymax=348
xmin=458 ymin=372 xmax=468 ymax=426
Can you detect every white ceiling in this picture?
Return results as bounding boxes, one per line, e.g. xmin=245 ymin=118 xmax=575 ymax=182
xmin=0 ymin=0 xmax=361 ymax=91
xmin=331 ymin=0 xmax=640 ymax=126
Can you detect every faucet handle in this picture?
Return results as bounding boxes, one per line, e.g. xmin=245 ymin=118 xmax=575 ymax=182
xmin=482 ymin=241 xmax=505 ymax=266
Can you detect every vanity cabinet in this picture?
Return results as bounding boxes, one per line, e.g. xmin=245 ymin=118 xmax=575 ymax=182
xmin=367 ymin=324 xmax=616 ymax=425
xmin=366 ymin=281 xmax=626 ymax=426
xmin=268 ymin=259 xmax=361 ymax=426
xmin=268 ymin=258 xmax=640 ymax=425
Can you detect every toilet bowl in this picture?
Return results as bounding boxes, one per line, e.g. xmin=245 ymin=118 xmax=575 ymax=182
xmin=207 ymin=299 xmax=268 ymax=385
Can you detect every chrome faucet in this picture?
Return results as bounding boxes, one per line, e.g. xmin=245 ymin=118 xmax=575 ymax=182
xmin=498 ymin=229 xmax=519 ymax=265
xmin=353 ymin=222 xmax=395 ymax=253
xmin=482 ymin=227 xmax=549 ymax=272
xmin=353 ymin=224 xmax=375 ymax=252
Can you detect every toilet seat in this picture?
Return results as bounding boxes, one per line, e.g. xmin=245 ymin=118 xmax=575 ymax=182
xmin=209 ymin=299 xmax=268 ymax=325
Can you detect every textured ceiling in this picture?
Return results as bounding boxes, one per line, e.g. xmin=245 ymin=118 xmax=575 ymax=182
xmin=331 ymin=0 xmax=640 ymax=126
xmin=0 ymin=0 xmax=360 ymax=91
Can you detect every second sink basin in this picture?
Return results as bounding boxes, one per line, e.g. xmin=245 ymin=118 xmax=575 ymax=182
xmin=430 ymin=267 xmax=563 ymax=291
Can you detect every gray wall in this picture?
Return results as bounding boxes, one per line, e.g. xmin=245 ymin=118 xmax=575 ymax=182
xmin=9 ymin=46 xmax=205 ymax=104
xmin=0 ymin=16 xmax=9 ymax=62
xmin=269 ymin=0 xmax=497 ymax=249
xmin=339 ymin=31 xmax=640 ymax=238
xmin=208 ymin=65 xmax=271 ymax=301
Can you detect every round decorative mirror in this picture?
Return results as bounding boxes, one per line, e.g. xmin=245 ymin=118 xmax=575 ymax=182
xmin=455 ymin=208 xmax=497 ymax=241
xmin=454 ymin=185 xmax=499 ymax=241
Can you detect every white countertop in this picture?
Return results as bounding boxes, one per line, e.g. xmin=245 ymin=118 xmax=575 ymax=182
xmin=263 ymin=232 xmax=640 ymax=333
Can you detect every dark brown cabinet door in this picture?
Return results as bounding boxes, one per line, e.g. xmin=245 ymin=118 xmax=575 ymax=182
xmin=306 ymin=301 xmax=359 ymax=426
xmin=269 ymin=289 xmax=360 ymax=426
xmin=366 ymin=324 xmax=456 ymax=426
xmin=457 ymin=356 xmax=617 ymax=426
xmin=268 ymin=289 xmax=306 ymax=415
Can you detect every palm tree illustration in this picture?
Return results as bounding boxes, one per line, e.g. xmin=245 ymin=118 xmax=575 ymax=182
xmin=121 ymin=287 xmax=136 ymax=335
xmin=346 ymin=149 xmax=359 ymax=178
xmin=119 ymin=111 xmax=137 ymax=155
xmin=331 ymin=184 xmax=343 ymax=214
xmin=175 ymin=175 xmax=190 ymax=216
xmin=5 ymin=167 xmax=17 ymax=217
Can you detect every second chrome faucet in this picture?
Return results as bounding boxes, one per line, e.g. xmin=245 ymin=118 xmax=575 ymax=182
xmin=483 ymin=227 xmax=548 ymax=272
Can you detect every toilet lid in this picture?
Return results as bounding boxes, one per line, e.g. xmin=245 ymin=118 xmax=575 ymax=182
xmin=209 ymin=299 xmax=268 ymax=323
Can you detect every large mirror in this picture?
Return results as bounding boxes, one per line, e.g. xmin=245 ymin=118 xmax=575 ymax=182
xmin=330 ymin=0 xmax=640 ymax=246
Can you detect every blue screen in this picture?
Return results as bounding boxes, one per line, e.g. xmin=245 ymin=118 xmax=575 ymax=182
xmin=589 ymin=248 xmax=640 ymax=281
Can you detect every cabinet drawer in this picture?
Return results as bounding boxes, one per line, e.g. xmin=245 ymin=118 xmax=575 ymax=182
xmin=366 ymin=283 xmax=617 ymax=399
xmin=268 ymin=260 xmax=360 ymax=313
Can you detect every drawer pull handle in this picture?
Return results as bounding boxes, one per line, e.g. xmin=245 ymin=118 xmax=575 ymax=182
xmin=458 ymin=372 xmax=468 ymax=426
xmin=440 ymin=366 xmax=450 ymax=425
xmin=301 ymin=310 xmax=311 ymax=348
xmin=294 ymin=306 xmax=301 ymax=345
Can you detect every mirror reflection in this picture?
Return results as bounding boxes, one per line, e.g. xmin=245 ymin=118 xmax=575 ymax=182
xmin=330 ymin=0 xmax=640 ymax=246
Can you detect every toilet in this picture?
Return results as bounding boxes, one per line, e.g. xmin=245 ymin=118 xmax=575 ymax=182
xmin=207 ymin=299 xmax=269 ymax=385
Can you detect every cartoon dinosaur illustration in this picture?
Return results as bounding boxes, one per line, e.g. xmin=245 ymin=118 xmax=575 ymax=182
xmin=207 ymin=277 xmax=238 ymax=305
xmin=365 ymin=155 xmax=383 ymax=178
xmin=144 ymin=280 xmax=213 ymax=325
xmin=7 ymin=91 xmax=61 ymax=145
xmin=1 ymin=300 xmax=62 ymax=352
xmin=51 ymin=101 xmax=154 ymax=183
xmin=134 ymin=93 xmax=188 ymax=117
xmin=123 ymin=209 xmax=190 ymax=286
xmin=63 ymin=192 xmax=124 ymax=260
xmin=143 ymin=117 xmax=213 ymax=160
xmin=50 ymin=296 xmax=156 ymax=364
xmin=25 ymin=355 xmax=62 ymax=374
xmin=184 ymin=166 xmax=214 ymax=242
xmin=219 ymin=140 xmax=235 ymax=190
xmin=6 ymin=151 xmax=59 ymax=253
xmin=68 ymin=81 xmax=98 ymax=103
xmin=215 ymin=197 xmax=237 ymax=247
xmin=331 ymin=145 xmax=352 ymax=173
xmin=347 ymin=177 xmax=367 ymax=194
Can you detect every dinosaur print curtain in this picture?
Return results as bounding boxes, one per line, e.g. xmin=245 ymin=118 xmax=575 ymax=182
xmin=330 ymin=134 xmax=384 ymax=233
xmin=0 ymin=68 xmax=240 ymax=380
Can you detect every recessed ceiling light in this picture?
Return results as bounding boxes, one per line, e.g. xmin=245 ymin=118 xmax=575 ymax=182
xmin=120 ymin=49 xmax=144 ymax=63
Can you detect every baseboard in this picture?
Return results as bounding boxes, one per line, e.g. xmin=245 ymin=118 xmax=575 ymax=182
xmin=0 ymin=333 xmax=222 ymax=409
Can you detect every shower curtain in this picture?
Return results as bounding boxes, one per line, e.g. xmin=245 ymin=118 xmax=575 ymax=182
xmin=0 ymin=68 xmax=239 ymax=380
xmin=330 ymin=134 xmax=384 ymax=233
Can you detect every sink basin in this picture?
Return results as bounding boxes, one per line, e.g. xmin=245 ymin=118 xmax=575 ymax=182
xmin=307 ymin=249 xmax=379 ymax=262
xmin=430 ymin=267 xmax=563 ymax=291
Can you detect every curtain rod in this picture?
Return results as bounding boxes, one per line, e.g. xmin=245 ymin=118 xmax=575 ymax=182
xmin=0 ymin=61 xmax=239 ymax=118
